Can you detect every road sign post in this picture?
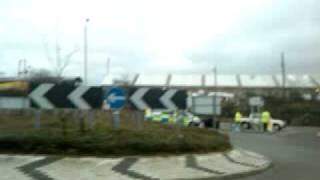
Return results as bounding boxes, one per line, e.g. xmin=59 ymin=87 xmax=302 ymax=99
xmin=104 ymin=86 xmax=126 ymax=129
xmin=112 ymin=110 xmax=120 ymax=129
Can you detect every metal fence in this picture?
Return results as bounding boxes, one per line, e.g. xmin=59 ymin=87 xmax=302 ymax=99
xmin=0 ymin=109 xmax=145 ymax=137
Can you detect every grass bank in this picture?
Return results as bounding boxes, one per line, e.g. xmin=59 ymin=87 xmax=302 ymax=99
xmin=0 ymin=110 xmax=231 ymax=156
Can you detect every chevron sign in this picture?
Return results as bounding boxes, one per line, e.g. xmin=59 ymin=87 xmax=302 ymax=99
xmin=29 ymin=83 xmax=103 ymax=109
xmin=129 ymin=88 xmax=187 ymax=111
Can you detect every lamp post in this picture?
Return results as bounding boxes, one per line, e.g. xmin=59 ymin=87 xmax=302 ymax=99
xmin=84 ymin=18 xmax=90 ymax=85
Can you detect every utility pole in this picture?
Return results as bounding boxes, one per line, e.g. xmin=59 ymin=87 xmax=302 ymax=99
xmin=106 ymin=57 xmax=110 ymax=76
xmin=84 ymin=18 xmax=90 ymax=85
xmin=18 ymin=60 xmax=22 ymax=77
xmin=213 ymin=66 xmax=218 ymax=128
xmin=55 ymin=28 xmax=61 ymax=76
xmin=281 ymin=52 xmax=286 ymax=99
xmin=23 ymin=59 xmax=28 ymax=77
xmin=18 ymin=59 xmax=27 ymax=77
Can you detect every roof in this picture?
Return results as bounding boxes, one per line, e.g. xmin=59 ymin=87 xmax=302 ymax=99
xmin=101 ymin=74 xmax=320 ymax=88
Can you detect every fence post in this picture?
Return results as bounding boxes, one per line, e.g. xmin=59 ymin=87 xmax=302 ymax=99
xmin=79 ymin=111 xmax=86 ymax=135
xmin=60 ymin=109 xmax=68 ymax=138
xmin=87 ymin=110 xmax=95 ymax=129
xmin=175 ymin=111 xmax=183 ymax=138
xmin=34 ymin=109 xmax=41 ymax=129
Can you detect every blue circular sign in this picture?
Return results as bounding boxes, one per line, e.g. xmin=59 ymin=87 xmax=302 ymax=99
xmin=105 ymin=86 xmax=126 ymax=110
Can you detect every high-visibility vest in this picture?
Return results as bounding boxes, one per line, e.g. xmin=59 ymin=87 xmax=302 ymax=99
xmin=261 ymin=111 xmax=271 ymax=123
xmin=144 ymin=108 xmax=152 ymax=120
xmin=234 ymin=112 xmax=242 ymax=122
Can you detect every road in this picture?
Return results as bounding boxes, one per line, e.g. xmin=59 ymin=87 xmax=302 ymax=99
xmin=229 ymin=127 xmax=320 ymax=180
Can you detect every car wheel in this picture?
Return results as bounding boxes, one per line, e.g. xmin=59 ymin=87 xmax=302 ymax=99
xmin=273 ymin=124 xmax=282 ymax=131
xmin=241 ymin=122 xmax=251 ymax=129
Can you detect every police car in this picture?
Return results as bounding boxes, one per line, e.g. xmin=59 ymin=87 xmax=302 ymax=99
xmin=145 ymin=111 xmax=201 ymax=127
xmin=240 ymin=113 xmax=286 ymax=131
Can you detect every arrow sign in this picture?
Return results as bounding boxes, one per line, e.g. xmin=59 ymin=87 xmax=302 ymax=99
xmin=105 ymin=86 xmax=126 ymax=110
xmin=130 ymin=88 xmax=149 ymax=110
xmin=29 ymin=84 xmax=54 ymax=109
xmin=129 ymin=88 xmax=187 ymax=111
xmin=68 ymin=86 xmax=91 ymax=109
xmin=29 ymin=83 xmax=103 ymax=109
xmin=107 ymin=93 xmax=126 ymax=103
xmin=160 ymin=89 xmax=178 ymax=111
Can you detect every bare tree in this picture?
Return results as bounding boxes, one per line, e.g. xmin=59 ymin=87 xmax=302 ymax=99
xmin=43 ymin=37 xmax=78 ymax=78
xmin=113 ymin=73 xmax=131 ymax=86
xmin=28 ymin=68 xmax=60 ymax=83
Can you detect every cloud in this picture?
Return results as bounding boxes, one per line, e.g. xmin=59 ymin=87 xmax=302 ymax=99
xmin=0 ymin=0 xmax=319 ymax=82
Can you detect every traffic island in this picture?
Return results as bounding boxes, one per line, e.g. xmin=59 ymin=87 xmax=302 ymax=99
xmin=0 ymin=111 xmax=272 ymax=179
xmin=0 ymin=110 xmax=231 ymax=156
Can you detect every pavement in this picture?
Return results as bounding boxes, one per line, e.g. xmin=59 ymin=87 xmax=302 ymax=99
xmin=0 ymin=149 xmax=270 ymax=180
xmin=229 ymin=126 xmax=320 ymax=180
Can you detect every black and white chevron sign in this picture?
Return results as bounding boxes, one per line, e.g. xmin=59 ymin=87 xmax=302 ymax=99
xmin=129 ymin=88 xmax=187 ymax=110
xmin=29 ymin=83 xmax=102 ymax=109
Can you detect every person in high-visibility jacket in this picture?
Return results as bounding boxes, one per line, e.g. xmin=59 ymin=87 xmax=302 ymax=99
xmin=169 ymin=115 xmax=176 ymax=123
xmin=183 ymin=116 xmax=190 ymax=126
xmin=169 ymin=111 xmax=177 ymax=123
xmin=144 ymin=108 xmax=152 ymax=121
xmin=261 ymin=111 xmax=271 ymax=132
xmin=234 ymin=111 xmax=242 ymax=132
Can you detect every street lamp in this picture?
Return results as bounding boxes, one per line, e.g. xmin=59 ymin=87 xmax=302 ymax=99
xmin=84 ymin=18 xmax=90 ymax=85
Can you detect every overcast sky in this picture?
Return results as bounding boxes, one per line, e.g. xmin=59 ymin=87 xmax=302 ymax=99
xmin=0 ymin=0 xmax=319 ymax=83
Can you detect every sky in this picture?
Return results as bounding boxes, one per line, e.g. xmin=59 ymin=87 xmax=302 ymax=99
xmin=0 ymin=0 xmax=319 ymax=84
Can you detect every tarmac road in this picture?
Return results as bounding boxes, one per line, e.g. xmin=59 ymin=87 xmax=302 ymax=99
xmin=229 ymin=127 xmax=320 ymax=180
